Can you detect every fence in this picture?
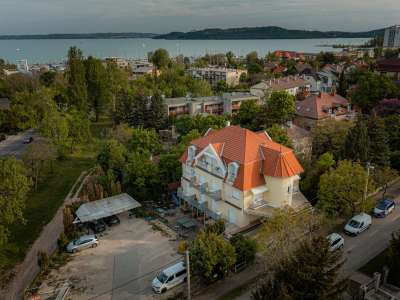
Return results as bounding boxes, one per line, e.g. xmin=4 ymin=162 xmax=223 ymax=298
xmin=0 ymin=171 xmax=88 ymax=300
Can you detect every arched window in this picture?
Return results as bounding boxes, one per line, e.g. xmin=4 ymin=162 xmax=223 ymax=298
xmin=227 ymin=162 xmax=239 ymax=184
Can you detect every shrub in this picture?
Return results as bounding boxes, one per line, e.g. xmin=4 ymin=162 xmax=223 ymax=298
xmin=230 ymin=234 xmax=257 ymax=264
xmin=205 ymin=219 xmax=225 ymax=235
xmin=57 ymin=233 xmax=69 ymax=252
xmin=37 ymin=251 xmax=50 ymax=272
xmin=177 ymin=241 xmax=189 ymax=255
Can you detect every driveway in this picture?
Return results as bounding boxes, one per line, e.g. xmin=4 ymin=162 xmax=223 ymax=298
xmin=0 ymin=129 xmax=36 ymax=158
xmin=342 ymin=182 xmax=400 ymax=274
xmin=42 ymin=213 xmax=182 ymax=300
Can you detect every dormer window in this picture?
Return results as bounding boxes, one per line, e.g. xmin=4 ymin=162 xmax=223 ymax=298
xmin=227 ymin=162 xmax=239 ymax=184
xmin=187 ymin=145 xmax=196 ymax=162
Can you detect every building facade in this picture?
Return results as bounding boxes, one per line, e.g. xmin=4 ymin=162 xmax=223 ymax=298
xmin=250 ymin=76 xmax=311 ymax=98
xmin=164 ymin=93 xmax=260 ymax=117
xmin=384 ymin=25 xmax=400 ymax=49
xmin=187 ymin=67 xmax=247 ymax=87
xmin=178 ymin=126 xmax=310 ymax=231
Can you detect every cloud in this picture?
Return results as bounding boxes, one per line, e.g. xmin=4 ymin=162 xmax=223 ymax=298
xmin=0 ymin=0 xmax=399 ymax=34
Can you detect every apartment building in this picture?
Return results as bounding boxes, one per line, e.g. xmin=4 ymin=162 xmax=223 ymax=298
xmin=178 ymin=126 xmax=309 ymax=230
xmin=250 ymin=76 xmax=311 ymax=98
xmin=187 ymin=67 xmax=247 ymax=87
xmin=377 ymin=57 xmax=400 ymax=82
xmin=383 ymin=25 xmax=400 ymax=49
xmin=164 ymin=92 xmax=260 ymax=117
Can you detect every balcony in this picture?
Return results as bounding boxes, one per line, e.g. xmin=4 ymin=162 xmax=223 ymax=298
xmin=248 ymin=198 xmax=268 ymax=209
xmin=205 ymin=189 xmax=222 ymax=201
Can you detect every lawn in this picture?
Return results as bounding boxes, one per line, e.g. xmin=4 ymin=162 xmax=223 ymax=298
xmin=1 ymin=119 xmax=111 ymax=272
xmin=1 ymin=155 xmax=93 ymax=271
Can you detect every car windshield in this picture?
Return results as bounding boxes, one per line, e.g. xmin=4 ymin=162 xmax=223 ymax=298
xmin=348 ymin=220 xmax=360 ymax=228
xmin=377 ymin=201 xmax=388 ymax=210
xmin=157 ymin=272 xmax=169 ymax=283
xmin=73 ymin=239 xmax=81 ymax=245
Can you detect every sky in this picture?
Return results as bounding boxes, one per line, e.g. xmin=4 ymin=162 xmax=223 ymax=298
xmin=0 ymin=0 xmax=399 ymax=35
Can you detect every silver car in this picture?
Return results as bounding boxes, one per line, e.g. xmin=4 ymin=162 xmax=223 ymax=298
xmin=66 ymin=235 xmax=98 ymax=253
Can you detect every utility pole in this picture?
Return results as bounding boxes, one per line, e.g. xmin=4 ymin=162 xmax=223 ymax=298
xmin=186 ymin=250 xmax=191 ymax=300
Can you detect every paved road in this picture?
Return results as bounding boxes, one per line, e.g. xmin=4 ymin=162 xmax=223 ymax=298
xmin=0 ymin=129 xmax=36 ymax=158
xmin=342 ymin=182 xmax=400 ymax=274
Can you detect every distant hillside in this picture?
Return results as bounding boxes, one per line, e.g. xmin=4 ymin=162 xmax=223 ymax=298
xmin=154 ymin=26 xmax=385 ymax=40
xmin=0 ymin=32 xmax=156 ymax=40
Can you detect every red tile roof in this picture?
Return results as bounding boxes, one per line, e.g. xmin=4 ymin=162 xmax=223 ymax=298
xmin=180 ymin=126 xmax=304 ymax=191
xmin=295 ymin=92 xmax=350 ymax=120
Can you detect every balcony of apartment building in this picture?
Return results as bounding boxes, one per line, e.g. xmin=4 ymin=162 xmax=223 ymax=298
xmin=168 ymin=106 xmax=189 ymax=117
xmin=189 ymin=176 xmax=222 ymax=202
xmin=204 ymin=104 xmax=224 ymax=115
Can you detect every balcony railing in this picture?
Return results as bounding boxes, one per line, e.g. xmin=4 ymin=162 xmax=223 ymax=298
xmin=248 ymin=199 xmax=268 ymax=209
xmin=205 ymin=189 xmax=222 ymax=201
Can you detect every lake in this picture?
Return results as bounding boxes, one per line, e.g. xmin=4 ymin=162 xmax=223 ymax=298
xmin=0 ymin=38 xmax=369 ymax=64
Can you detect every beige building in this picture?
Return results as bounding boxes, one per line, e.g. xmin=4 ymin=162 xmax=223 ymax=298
xmin=178 ymin=126 xmax=310 ymax=231
xmin=250 ymin=76 xmax=311 ymax=98
xmin=187 ymin=67 xmax=247 ymax=87
xmin=164 ymin=92 xmax=260 ymax=117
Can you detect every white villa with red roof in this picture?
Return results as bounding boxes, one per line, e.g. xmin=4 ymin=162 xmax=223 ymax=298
xmin=178 ymin=126 xmax=310 ymax=231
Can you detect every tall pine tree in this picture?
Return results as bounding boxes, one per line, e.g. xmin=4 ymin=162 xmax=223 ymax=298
xmin=146 ymin=92 xmax=166 ymax=130
xmin=343 ymin=118 xmax=369 ymax=163
xmin=368 ymin=117 xmax=390 ymax=166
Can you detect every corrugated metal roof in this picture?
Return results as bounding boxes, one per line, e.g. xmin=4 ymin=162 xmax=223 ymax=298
xmin=75 ymin=193 xmax=141 ymax=223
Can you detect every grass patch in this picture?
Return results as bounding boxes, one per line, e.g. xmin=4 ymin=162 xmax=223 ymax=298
xmin=1 ymin=155 xmax=93 ymax=271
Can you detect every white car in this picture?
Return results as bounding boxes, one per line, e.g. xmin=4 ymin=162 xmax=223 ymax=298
xmin=327 ymin=233 xmax=344 ymax=251
xmin=66 ymin=235 xmax=98 ymax=253
xmin=152 ymin=261 xmax=187 ymax=294
xmin=344 ymin=213 xmax=372 ymax=236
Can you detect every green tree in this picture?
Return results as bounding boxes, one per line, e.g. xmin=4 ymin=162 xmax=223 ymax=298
xmin=39 ymin=71 xmax=57 ymax=87
xmin=265 ymin=91 xmax=295 ymax=126
xmin=312 ymin=119 xmax=353 ymax=159
xmin=129 ymin=127 xmax=161 ymax=155
xmin=85 ymin=56 xmax=111 ymax=121
xmin=123 ymin=150 xmax=160 ymax=201
xmin=97 ymin=139 xmax=127 ymax=175
xmin=368 ymin=117 xmax=390 ymax=166
xmin=150 ymin=48 xmax=170 ymax=69
xmin=317 ymin=160 xmax=373 ymax=217
xmin=0 ymin=158 xmax=31 ymax=248
xmin=372 ymin=166 xmax=398 ymax=199
xmin=337 ymin=70 xmax=348 ymax=97
xmin=266 ymin=124 xmax=293 ymax=148
xmin=189 ymin=79 xmax=213 ymax=97
xmin=66 ymin=109 xmax=91 ymax=152
xmin=300 ymin=152 xmax=335 ymax=204
xmin=253 ymin=236 xmax=345 ymax=300
xmin=343 ymin=118 xmax=370 ymax=163
xmin=190 ymin=231 xmax=236 ymax=284
xmin=146 ymin=92 xmax=166 ymax=130
xmin=230 ymin=234 xmax=257 ymax=264
xmin=66 ymin=46 xmax=88 ymax=112
xmin=232 ymin=100 xmax=263 ymax=131
xmin=349 ymin=71 xmax=398 ymax=113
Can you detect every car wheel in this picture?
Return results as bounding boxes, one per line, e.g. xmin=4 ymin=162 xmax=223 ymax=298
xmin=161 ymin=288 xmax=167 ymax=294
xmin=72 ymin=249 xmax=77 ymax=253
xmin=92 ymin=243 xmax=98 ymax=248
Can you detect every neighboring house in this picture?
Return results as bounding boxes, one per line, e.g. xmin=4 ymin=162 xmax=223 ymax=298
xmin=164 ymin=92 xmax=260 ymax=117
xmin=0 ymin=98 xmax=11 ymax=111
xmin=250 ymin=76 xmax=311 ymax=98
xmin=316 ymin=64 xmax=343 ymax=92
xmin=295 ymin=63 xmax=313 ymax=75
xmin=105 ymin=57 xmax=130 ymax=69
xmin=294 ymin=91 xmax=353 ymax=130
xmin=187 ymin=67 xmax=247 ymax=87
xmin=178 ymin=125 xmax=310 ymax=231
xmin=383 ymin=25 xmax=400 ymax=48
xmin=376 ymin=57 xmax=400 ymax=83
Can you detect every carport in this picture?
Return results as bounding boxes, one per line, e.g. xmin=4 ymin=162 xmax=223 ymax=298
xmin=74 ymin=193 xmax=141 ymax=223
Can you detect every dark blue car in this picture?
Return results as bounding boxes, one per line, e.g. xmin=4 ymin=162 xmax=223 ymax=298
xmin=373 ymin=199 xmax=395 ymax=218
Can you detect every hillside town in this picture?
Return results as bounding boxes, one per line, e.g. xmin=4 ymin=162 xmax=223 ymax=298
xmin=1 ymin=23 xmax=400 ymax=300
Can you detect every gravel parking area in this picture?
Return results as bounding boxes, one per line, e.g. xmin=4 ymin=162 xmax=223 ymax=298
xmin=42 ymin=213 xmax=182 ymax=300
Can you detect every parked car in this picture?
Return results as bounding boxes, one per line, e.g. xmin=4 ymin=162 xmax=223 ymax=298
xmin=344 ymin=213 xmax=372 ymax=236
xmin=152 ymin=261 xmax=187 ymax=294
xmin=66 ymin=235 xmax=98 ymax=253
xmin=89 ymin=219 xmax=106 ymax=233
xmin=373 ymin=199 xmax=395 ymax=218
xmin=327 ymin=233 xmax=344 ymax=251
xmin=23 ymin=137 xmax=34 ymax=144
xmin=103 ymin=215 xmax=120 ymax=226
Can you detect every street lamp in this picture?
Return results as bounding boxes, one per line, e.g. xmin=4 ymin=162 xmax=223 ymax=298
xmin=363 ymin=162 xmax=374 ymax=210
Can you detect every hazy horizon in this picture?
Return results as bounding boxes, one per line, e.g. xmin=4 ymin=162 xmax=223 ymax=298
xmin=1 ymin=0 xmax=399 ymax=35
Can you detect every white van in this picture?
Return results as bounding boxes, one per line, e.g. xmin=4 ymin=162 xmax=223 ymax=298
xmin=152 ymin=261 xmax=187 ymax=294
